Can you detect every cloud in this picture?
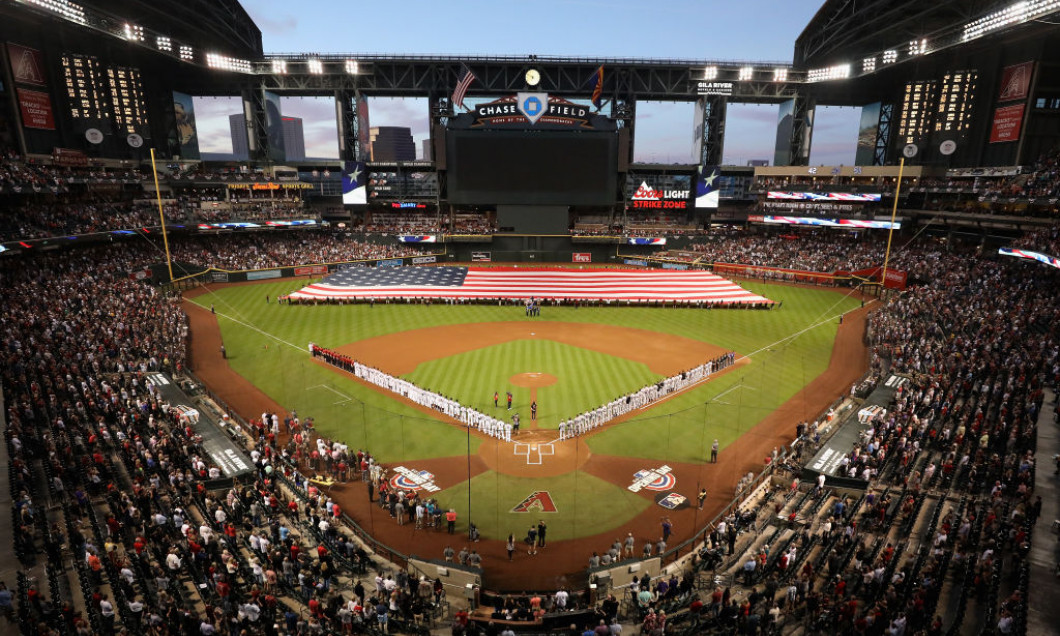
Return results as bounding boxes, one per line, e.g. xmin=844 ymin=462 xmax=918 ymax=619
xmin=255 ymin=15 xmax=298 ymax=35
xmin=191 ymin=96 xmax=242 ymax=154
xmin=240 ymin=1 xmax=298 ymax=36
xmin=280 ymin=97 xmax=339 ymax=159
xmin=367 ymin=98 xmax=431 ymax=137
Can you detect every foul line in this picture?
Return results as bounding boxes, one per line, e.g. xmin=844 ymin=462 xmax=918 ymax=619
xmin=309 ymin=384 xmax=355 ymax=405
xmin=215 ymin=310 xmax=306 ymax=353
xmin=635 ymin=308 xmax=850 ymax=413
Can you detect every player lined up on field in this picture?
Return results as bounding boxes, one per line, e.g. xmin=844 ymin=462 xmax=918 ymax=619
xmin=559 ymin=352 xmax=736 ymax=440
xmin=310 ymin=344 xmax=515 ymax=442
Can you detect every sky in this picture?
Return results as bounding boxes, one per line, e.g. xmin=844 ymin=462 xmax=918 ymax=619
xmin=195 ymin=0 xmax=862 ymax=165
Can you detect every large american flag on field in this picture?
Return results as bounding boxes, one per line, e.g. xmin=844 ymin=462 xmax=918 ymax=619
xmin=288 ymin=267 xmax=773 ymax=304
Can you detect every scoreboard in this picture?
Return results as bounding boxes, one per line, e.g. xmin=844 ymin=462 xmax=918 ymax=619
xmin=446 ymin=129 xmax=617 ymax=206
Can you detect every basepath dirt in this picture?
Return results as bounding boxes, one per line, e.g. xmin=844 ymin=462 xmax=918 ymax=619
xmin=183 ymin=284 xmax=872 ymax=592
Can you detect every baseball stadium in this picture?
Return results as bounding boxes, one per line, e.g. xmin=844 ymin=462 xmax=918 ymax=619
xmin=0 ymin=1 xmax=1059 ymax=635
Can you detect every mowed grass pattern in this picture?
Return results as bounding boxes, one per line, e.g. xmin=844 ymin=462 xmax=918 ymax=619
xmin=193 ymin=279 xmax=861 ymax=466
xmin=405 ymin=340 xmax=660 ymax=428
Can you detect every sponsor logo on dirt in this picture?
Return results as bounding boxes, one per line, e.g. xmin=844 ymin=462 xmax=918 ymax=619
xmin=510 ymin=491 xmax=558 ymax=513
xmin=655 ymin=491 xmax=689 ymax=510
xmin=629 ymin=465 xmax=675 ymax=492
xmin=389 ymin=466 xmax=440 ymax=492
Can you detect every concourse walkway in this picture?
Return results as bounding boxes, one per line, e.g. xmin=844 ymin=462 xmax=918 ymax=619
xmin=1026 ymin=388 xmax=1060 ymax=634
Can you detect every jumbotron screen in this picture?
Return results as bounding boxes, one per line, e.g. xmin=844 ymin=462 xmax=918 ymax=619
xmin=447 ymin=130 xmax=617 ymax=205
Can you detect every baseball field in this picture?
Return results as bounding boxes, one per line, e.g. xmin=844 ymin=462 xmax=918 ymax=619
xmin=185 ymin=276 xmax=868 ymax=588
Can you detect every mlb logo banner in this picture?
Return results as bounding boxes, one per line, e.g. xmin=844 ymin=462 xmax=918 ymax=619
xmin=656 ymin=492 xmax=689 ymax=510
xmin=511 ymin=491 xmax=558 ymax=513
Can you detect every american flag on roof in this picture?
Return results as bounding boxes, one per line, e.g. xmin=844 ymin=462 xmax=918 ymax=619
xmin=288 ymin=266 xmax=774 ymax=304
xmin=452 ymin=65 xmax=476 ymax=111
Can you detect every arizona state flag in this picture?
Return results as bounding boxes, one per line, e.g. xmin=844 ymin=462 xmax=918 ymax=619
xmin=589 ymin=65 xmax=604 ymax=109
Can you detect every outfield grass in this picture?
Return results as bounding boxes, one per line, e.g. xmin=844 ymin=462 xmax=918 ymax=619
xmin=431 ymin=470 xmax=653 ymax=542
xmin=192 ymin=279 xmax=860 ymax=465
xmin=405 ymin=340 xmax=661 ymax=428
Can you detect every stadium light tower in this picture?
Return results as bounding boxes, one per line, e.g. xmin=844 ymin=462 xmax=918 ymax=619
xmin=123 ymin=23 xmax=144 ymax=42
xmin=738 ymin=66 xmax=754 ymax=81
xmin=703 ymin=66 xmax=718 ymax=80
xmin=308 ymin=59 xmax=324 ymax=74
xmin=773 ymin=68 xmax=788 ymax=82
xmin=862 ymin=57 xmax=876 ymax=73
xmin=272 ymin=59 xmax=287 ymax=74
xmin=345 ymin=60 xmax=359 ymax=74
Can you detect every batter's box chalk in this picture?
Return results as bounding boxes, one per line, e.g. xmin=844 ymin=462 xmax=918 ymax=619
xmin=515 ymin=443 xmax=554 ymax=465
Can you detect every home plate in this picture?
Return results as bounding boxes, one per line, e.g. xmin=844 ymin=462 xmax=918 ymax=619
xmin=515 ymin=442 xmax=554 ymax=465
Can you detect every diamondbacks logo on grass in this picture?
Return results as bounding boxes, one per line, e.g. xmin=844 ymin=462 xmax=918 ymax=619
xmin=511 ymin=491 xmax=558 ymax=513
xmin=629 ymin=465 xmax=675 ymax=492
xmin=389 ymin=466 xmax=440 ymax=493
xmin=656 ymin=492 xmax=689 ymax=510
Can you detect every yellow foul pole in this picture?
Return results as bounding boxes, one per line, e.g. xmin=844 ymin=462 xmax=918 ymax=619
xmin=880 ymin=157 xmax=905 ymax=291
xmin=149 ymin=148 xmax=175 ymax=283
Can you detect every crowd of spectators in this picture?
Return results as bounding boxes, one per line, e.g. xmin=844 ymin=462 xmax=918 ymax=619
xmin=165 ymin=232 xmax=430 ymax=271
xmin=2 ymin=209 xmax=1059 ymax=635
xmin=604 ymin=242 xmax=1056 ymax=635
xmin=1008 ymin=225 xmax=1060 ymax=256
xmin=196 ymin=200 xmax=309 ymax=223
xmin=359 ymin=212 xmax=441 ymax=234
xmin=0 ymin=198 xmax=176 ymax=241
xmin=0 ymin=244 xmax=454 ymax=635
xmin=683 ymin=230 xmax=891 ymax=272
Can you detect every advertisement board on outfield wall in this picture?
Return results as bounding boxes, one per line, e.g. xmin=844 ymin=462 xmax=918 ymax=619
xmin=246 ymin=269 xmax=282 ymax=280
xmin=471 ymin=251 xmax=492 ymax=262
xmin=294 ymin=265 xmax=328 ymax=276
xmin=412 ymin=256 xmax=437 ymax=264
xmin=623 ymin=259 xmax=648 ymax=267
xmin=376 ymin=259 xmax=403 ymax=268
xmin=572 ymin=253 xmax=591 ymax=263
xmin=211 ymin=271 xmax=229 ymax=283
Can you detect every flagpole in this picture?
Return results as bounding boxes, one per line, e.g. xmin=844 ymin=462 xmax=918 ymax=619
xmin=880 ymin=157 xmax=904 ymax=295
xmin=150 ymin=148 xmax=175 ymax=283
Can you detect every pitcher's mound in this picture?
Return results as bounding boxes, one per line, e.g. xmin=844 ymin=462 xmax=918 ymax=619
xmin=509 ymin=372 xmax=558 ymax=387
